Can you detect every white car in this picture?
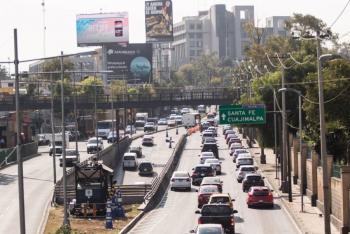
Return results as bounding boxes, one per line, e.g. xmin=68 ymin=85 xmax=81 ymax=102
xmin=167 ymin=118 xmax=176 ymax=127
xmin=142 ymin=135 xmax=154 ymax=146
xmin=86 ymin=137 xmax=104 ymax=154
xmin=122 ymin=152 xmax=138 ymax=170
xmin=236 ymin=155 xmax=254 ymax=169
xmin=204 ymin=158 xmax=222 ymax=175
xmin=232 ymin=148 xmax=249 ymax=162
xmin=190 ymin=224 xmax=224 ymax=234
xmin=229 ymin=143 xmax=243 ymax=156
xmin=199 ymin=152 xmax=215 ymax=164
xmin=170 ymin=171 xmax=191 ymax=191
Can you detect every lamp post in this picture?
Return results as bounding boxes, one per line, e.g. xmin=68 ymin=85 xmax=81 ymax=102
xmin=279 ymin=87 xmax=303 ymax=210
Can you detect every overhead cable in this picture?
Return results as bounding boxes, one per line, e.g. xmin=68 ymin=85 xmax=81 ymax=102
xmin=330 ymin=0 xmax=350 ymax=28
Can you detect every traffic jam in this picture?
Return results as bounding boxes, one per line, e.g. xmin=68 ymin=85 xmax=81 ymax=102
xmin=170 ymin=110 xmax=274 ymax=234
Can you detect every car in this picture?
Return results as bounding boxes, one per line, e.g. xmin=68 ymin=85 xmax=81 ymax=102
xmin=181 ymin=107 xmax=190 ymax=115
xmin=142 ymin=135 xmax=154 ymax=146
xmin=170 ymin=171 xmax=191 ymax=191
xmin=208 ymin=193 xmax=235 ymax=208
xmin=125 ymin=125 xmax=136 ymax=134
xmin=228 ymin=138 xmax=242 ymax=147
xmin=197 ymin=105 xmax=206 ymax=114
xmin=204 ymin=158 xmax=222 ymax=175
xmin=207 ymin=126 xmax=217 ymax=136
xmin=191 ymin=164 xmax=216 ymax=185
xmin=129 ymin=146 xmax=142 ymax=158
xmin=236 ymin=165 xmax=257 ymax=183
xmin=190 ymin=224 xmax=225 ymax=234
xmin=226 ymin=134 xmax=238 ymax=144
xmin=59 ymin=148 xmax=79 ymax=167
xmin=144 ymin=122 xmax=156 ymax=132
xmin=222 ymin=125 xmax=232 ymax=135
xmin=122 ymin=152 xmax=138 ymax=170
xmin=138 ymin=161 xmax=153 ymax=176
xmin=200 ymin=176 xmax=223 ymax=193
xmin=175 ymin=116 xmax=183 ymax=125
xmin=135 ymin=120 xmax=146 ymax=129
xmin=107 ymin=131 xmax=118 ymax=143
xmin=86 ymin=137 xmax=104 ymax=154
xmin=200 ymin=122 xmax=211 ymax=132
xmin=232 ymin=148 xmax=249 ymax=160
xmin=157 ymin=118 xmax=168 ymax=125
xmin=224 ymin=130 xmax=236 ymax=139
xmin=206 ymin=118 xmax=216 ymax=127
xmin=247 ymin=186 xmax=274 ymax=208
xmin=242 ymin=173 xmax=265 ymax=192
xmin=167 ymin=118 xmax=176 ymax=127
xmin=201 ymin=143 xmax=219 ymax=158
xmin=236 ymin=154 xmax=253 ymax=169
xmin=199 ymin=152 xmax=215 ymax=164
xmin=203 ymin=137 xmax=216 ymax=144
xmin=202 ymin=131 xmax=215 ymax=144
xmin=38 ymin=134 xmax=50 ymax=146
xmin=195 ymin=204 xmax=237 ymax=234
xmin=49 ymin=141 xmax=63 ymax=156
xmin=197 ymin=185 xmax=219 ymax=208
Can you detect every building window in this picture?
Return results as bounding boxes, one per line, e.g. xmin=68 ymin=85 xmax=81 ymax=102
xmin=189 ymin=24 xmax=195 ymax=30
xmin=240 ymin=10 xmax=246 ymax=20
xmin=197 ymin=24 xmax=202 ymax=30
xmin=197 ymin=41 xmax=203 ymax=47
xmin=277 ymin=19 xmax=285 ymax=29
xmin=8 ymin=83 xmax=14 ymax=87
xmin=196 ymin=33 xmax=202 ymax=39
xmin=197 ymin=50 xmax=202 ymax=56
xmin=189 ymin=33 xmax=195 ymax=39
xmin=190 ymin=50 xmax=195 ymax=56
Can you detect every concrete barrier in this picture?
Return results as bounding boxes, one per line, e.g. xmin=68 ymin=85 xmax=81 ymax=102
xmin=0 ymin=142 xmax=39 ymax=169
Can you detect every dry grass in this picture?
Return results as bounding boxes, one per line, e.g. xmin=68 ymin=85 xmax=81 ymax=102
xmin=44 ymin=204 xmax=141 ymax=234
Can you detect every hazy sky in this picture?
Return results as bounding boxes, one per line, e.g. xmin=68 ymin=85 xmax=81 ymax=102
xmin=0 ymin=0 xmax=349 ymax=71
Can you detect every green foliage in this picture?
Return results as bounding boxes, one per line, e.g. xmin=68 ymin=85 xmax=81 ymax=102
xmin=78 ymin=76 xmax=104 ymax=96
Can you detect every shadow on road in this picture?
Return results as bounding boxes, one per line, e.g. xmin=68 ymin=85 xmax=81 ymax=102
xmin=0 ymin=173 xmax=17 ymax=185
xmin=234 ymin=215 xmax=244 ymax=223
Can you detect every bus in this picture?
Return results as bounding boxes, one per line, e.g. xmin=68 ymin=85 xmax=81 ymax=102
xmin=97 ymin=120 xmax=116 ymax=139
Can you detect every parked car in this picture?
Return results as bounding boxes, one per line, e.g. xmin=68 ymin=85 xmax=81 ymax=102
xmin=38 ymin=134 xmax=50 ymax=146
xmin=236 ymin=155 xmax=254 ymax=169
xmin=204 ymin=158 xmax=222 ymax=175
xmin=208 ymin=193 xmax=234 ymax=208
xmin=191 ymin=164 xmax=216 ymax=185
xmin=190 ymin=224 xmax=225 ymax=234
xmin=59 ymin=148 xmax=79 ymax=167
xmin=122 ymin=152 xmax=138 ymax=170
xmin=242 ymin=173 xmax=265 ymax=192
xmin=199 ymin=152 xmax=215 ymax=164
xmin=170 ymin=171 xmax=191 ymax=191
xmin=86 ymin=137 xmax=104 ymax=154
xmin=200 ymin=176 xmax=223 ymax=193
xmin=236 ymin=165 xmax=257 ymax=183
xmin=195 ymin=204 xmax=238 ymax=233
xmin=138 ymin=161 xmax=153 ymax=176
xmin=201 ymin=143 xmax=219 ymax=158
xmin=197 ymin=185 xmax=219 ymax=208
xmin=142 ymin=135 xmax=154 ymax=146
xmin=129 ymin=146 xmax=142 ymax=158
xmin=157 ymin=118 xmax=168 ymax=125
xmin=247 ymin=186 xmax=274 ymax=208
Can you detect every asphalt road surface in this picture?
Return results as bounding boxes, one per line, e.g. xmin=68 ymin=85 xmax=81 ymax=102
xmin=129 ymin=128 xmax=300 ymax=234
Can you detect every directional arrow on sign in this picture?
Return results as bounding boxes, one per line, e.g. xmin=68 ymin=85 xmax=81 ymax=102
xmin=221 ymin=113 xmax=226 ymax=121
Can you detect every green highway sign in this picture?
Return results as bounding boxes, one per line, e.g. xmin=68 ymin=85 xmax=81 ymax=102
xmin=219 ymin=104 xmax=266 ymax=125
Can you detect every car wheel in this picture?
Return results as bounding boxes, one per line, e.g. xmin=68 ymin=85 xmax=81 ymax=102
xmin=269 ymin=204 xmax=274 ymax=208
xmin=247 ymin=204 xmax=252 ymax=208
xmin=170 ymin=187 xmax=174 ymax=191
xmin=217 ymin=171 xmax=221 ymax=175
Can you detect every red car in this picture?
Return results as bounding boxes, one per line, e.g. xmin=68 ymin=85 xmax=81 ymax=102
xmin=197 ymin=185 xmax=219 ymax=208
xmin=247 ymin=186 xmax=274 ymax=208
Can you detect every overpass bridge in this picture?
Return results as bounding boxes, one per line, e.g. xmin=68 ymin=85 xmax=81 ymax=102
xmin=0 ymin=88 xmax=241 ymax=111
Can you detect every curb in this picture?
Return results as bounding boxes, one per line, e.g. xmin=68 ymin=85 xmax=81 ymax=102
xmin=37 ymin=189 xmax=54 ymax=234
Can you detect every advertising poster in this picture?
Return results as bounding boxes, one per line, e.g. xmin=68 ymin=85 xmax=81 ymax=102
xmin=106 ymin=44 xmax=153 ymax=83
xmin=76 ymin=12 xmax=129 ymax=46
xmin=145 ymin=0 xmax=173 ymax=42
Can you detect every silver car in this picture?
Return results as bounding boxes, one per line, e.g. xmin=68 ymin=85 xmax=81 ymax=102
xmin=204 ymin=158 xmax=222 ymax=175
xmin=236 ymin=165 xmax=257 ymax=183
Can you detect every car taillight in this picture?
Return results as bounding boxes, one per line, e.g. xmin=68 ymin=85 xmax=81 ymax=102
xmin=192 ymin=172 xmax=198 ymax=177
xmin=198 ymin=218 xmax=202 ymax=224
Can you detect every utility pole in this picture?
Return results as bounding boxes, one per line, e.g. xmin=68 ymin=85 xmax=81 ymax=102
xmin=273 ymin=88 xmax=278 ymax=179
xmin=14 ymin=28 xmax=26 ymax=234
xmin=316 ymin=31 xmax=331 ymax=234
xmin=60 ymin=51 xmax=69 ymax=227
xmin=50 ymin=73 xmax=56 ymax=184
xmin=281 ymin=67 xmax=288 ymax=193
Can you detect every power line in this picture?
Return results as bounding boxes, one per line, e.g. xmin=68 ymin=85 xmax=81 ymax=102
xmin=275 ymin=53 xmax=294 ymax=69
xmin=265 ymin=53 xmax=279 ymax=68
xmin=330 ymin=0 xmax=350 ymax=28
xmin=288 ymin=53 xmax=313 ymax=65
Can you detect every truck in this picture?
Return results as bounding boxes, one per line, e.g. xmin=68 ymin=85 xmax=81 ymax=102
xmin=195 ymin=204 xmax=238 ymax=234
xmin=182 ymin=113 xmax=201 ymax=128
xmin=135 ymin=113 xmax=149 ymax=129
xmin=46 ymin=133 xmax=70 ymax=156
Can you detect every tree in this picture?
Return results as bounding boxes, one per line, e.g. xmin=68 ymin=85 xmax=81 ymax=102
xmin=78 ymin=76 xmax=104 ymax=97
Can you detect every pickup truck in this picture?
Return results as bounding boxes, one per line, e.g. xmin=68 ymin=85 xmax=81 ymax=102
xmin=195 ymin=204 xmax=238 ymax=234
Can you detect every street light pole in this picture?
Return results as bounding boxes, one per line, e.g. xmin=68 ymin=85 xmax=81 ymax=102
xmin=14 ymin=28 xmax=26 ymax=234
xmin=50 ymin=73 xmax=57 ymax=184
xmin=316 ymin=32 xmax=331 ymax=234
xmin=281 ymin=68 xmax=288 ymax=193
xmin=272 ymin=88 xmax=278 ymax=179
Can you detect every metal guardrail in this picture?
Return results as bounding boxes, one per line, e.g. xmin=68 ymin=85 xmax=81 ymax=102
xmin=0 ymin=142 xmax=38 ymax=169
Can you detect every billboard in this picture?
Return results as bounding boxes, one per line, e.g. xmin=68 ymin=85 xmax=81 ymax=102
xmin=145 ymin=0 xmax=173 ymax=42
xmin=76 ymin=12 xmax=129 ymax=46
xmin=106 ymin=44 xmax=153 ymax=83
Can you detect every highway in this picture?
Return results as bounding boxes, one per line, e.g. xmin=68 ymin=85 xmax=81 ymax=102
xmin=129 ymin=128 xmax=300 ymax=234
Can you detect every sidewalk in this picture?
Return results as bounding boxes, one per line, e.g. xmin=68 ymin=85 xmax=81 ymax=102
xmin=246 ymin=139 xmax=339 ymax=234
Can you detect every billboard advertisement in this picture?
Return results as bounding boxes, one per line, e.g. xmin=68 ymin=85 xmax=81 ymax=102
xmin=145 ymin=0 xmax=173 ymax=42
xmin=106 ymin=44 xmax=153 ymax=83
xmin=76 ymin=12 xmax=129 ymax=46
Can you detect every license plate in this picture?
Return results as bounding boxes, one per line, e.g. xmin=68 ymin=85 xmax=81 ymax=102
xmin=259 ymin=200 xmax=263 ymax=202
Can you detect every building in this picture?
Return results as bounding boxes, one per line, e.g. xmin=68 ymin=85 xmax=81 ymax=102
xmin=171 ymin=4 xmax=289 ymax=69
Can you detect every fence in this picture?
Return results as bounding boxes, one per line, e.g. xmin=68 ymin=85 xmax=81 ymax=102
xmin=0 ymin=142 xmax=38 ymax=169
xmin=333 ymin=163 xmax=342 ymax=178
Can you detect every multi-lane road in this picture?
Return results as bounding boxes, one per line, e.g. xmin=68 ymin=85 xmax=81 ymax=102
xmin=129 ymin=128 xmax=300 ymax=234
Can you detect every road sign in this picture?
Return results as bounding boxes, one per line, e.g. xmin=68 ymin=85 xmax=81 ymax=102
xmin=219 ymin=104 xmax=266 ymax=125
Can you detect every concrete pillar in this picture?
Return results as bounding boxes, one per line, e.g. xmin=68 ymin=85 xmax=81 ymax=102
xmin=293 ymin=138 xmax=299 ymax=184
xmin=310 ymin=151 xmax=319 ymax=206
xmin=340 ymin=166 xmax=350 ymax=234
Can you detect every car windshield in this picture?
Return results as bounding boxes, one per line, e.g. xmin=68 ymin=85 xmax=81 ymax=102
xmin=202 ymin=177 xmax=220 ymax=184
xmin=139 ymin=163 xmax=152 ymax=169
xmin=247 ymin=175 xmax=262 ymax=181
xmin=200 ymin=186 xmax=218 ymax=193
xmin=205 ymin=159 xmax=219 ymax=164
xmin=201 ymin=205 xmax=232 ymax=216
xmin=66 ymin=150 xmax=77 ymax=156
xmin=174 ymin=172 xmax=188 ymax=177
xmin=202 ymin=152 xmax=214 ymax=157
xmin=204 ymin=138 xmax=216 ymax=143
xmin=210 ymin=197 xmax=230 ymax=204
xmin=253 ymin=189 xmax=270 ymax=196
xmin=124 ymin=156 xmax=135 ymax=160
xmin=241 ymin=167 xmax=255 ymax=172
xmin=198 ymin=226 xmax=222 ymax=234
xmin=54 ymin=141 xmax=63 ymax=146
xmin=203 ymin=133 xmax=213 ymax=137
xmin=88 ymin=139 xmax=100 ymax=144
xmin=195 ymin=166 xmax=212 ymax=173
xmin=239 ymin=158 xmax=253 ymax=164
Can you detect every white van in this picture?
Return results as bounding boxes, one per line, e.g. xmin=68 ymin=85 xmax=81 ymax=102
xmin=122 ymin=152 xmax=138 ymax=170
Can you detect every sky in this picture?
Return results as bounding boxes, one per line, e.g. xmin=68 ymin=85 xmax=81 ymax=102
xmin=0 ymin=0 xmax=349 ymax=71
